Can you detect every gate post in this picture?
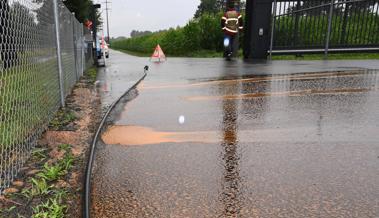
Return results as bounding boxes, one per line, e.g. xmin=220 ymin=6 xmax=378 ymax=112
xmin=244 ymin=0 xmax=273 ymax=60
xmin=269 ymin=0 xmax=277 ymax=60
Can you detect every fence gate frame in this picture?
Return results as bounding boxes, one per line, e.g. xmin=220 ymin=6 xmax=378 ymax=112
xmin=244 ymin=0 xmax=379 ymax=59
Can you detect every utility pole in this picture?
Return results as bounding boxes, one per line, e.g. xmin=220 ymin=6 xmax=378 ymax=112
xmin=105 ymin=0 xmax=111 ymax=43
xmin=91 ymin=4 xmax=101 ymax=65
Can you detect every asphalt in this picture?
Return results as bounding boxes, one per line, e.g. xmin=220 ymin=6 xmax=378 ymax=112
xmin=91 ymin=50 xmax=379 ymax=218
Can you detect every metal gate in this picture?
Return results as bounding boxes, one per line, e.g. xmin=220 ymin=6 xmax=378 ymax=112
xmin=269 ymin=0 xmax=379 ymax=56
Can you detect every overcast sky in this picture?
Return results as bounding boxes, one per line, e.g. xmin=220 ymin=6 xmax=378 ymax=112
xmin=94 ymin=0 xmax=201 ymax=38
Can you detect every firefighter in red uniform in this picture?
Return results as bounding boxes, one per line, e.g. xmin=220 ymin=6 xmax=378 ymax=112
xmin=221 ymin=2 xmax=243 ymax=58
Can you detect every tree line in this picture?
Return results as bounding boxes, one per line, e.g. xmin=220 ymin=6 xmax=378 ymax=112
xmin=111 ymin=13 xmax=226 ymax=56
xmin=111 ymin=0 xmax=378 ymax=56
xmin=111 ymin=0 xmax=245 ymax=56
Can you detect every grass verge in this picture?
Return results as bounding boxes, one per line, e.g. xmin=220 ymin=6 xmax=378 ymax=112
xmin=0 ymin=61 xmax=60 ymax=148
xmin=112 ymin=47 xmax=224 ymax=58
xmin=114 ymin=47 xmax=379 ymax=60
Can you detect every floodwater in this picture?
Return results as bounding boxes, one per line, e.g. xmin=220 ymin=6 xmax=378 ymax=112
xmin=92 ymin=50 xmax=379 ymax=218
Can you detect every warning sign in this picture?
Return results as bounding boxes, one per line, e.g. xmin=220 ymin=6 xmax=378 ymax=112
xmin=150 ymin=44 xmax=166 ymax=62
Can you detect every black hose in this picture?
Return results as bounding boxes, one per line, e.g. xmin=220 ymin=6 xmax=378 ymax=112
xmin=83 ymin=67 xmax=148 ymax=218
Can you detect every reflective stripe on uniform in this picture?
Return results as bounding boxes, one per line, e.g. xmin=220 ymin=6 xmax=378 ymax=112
xmin=238 ymin=15 xmax=242 ymax=19
xmin=222 ymin=17 xmax=227 ymax=20
xmin=226 ymin=18 xmax=238 ymax=22
xmin=225 ymin=27 xmax=238 ymax=33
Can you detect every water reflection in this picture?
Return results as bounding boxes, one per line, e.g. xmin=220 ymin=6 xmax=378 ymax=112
xmin=219 ymin=62 xmax=242 ymax=217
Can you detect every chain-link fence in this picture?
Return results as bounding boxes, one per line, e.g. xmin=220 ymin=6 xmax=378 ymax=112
xmin=0 ymin=0 xmax=93 ymax=193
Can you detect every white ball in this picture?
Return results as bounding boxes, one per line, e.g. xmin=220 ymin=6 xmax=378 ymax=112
xmin=178 ymin=115 xmax=185 ymax=124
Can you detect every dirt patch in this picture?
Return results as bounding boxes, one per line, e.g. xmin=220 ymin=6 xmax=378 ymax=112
xmin=57 ymin=84 xmax=101 ymax=217
xmin=0 ymin=69 xmax=101 ymax=218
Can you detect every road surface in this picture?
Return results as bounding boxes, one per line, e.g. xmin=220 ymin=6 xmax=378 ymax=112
xmin=91 ymin=50 xmax=379 ymax=218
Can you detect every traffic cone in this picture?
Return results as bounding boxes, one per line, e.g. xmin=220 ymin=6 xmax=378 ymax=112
xmin=150 ymin=44 xmax=166 ymax=62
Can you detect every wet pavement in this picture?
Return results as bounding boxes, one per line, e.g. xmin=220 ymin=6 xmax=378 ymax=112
xmin=92 ymin=50 xmax=379 ymax=217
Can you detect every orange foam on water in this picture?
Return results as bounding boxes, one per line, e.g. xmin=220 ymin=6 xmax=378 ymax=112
xmin=101 ymin=126 xmax=218 ymax=146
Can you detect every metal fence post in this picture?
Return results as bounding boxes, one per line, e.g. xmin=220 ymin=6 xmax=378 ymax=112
xmin=269 ymin=0 xmax=277 ymax=60
xmin=72 ymin=13 xmax=79 ymax=81
xmin=293 ymin=0 xmax=301 ymax=47
xmin=325 ymin=0 xmax=335 ymax=59
xmin=53 ymin=0 xmax=65 ymax=107
xmin=81 ymin=26 xmax=85 ymax=76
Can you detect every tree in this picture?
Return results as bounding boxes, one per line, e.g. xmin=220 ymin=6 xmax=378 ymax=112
xmin=194 ymin=0 xmax=246 ymax=18
xmin=194 ymin=0 xmax=225 ymax=18
xmin=63 ymin=0 xmax=93 ymax=23
xmin=32 ymin=0 xmax=100 ymax=25
xmin=130 ymin=30 xmax=153 ymax=38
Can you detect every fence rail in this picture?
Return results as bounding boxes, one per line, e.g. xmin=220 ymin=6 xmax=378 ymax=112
xmin=0 ymin=0 xmax=93 ymax=193
xmin=270 ymin=0 xmax=379 ymax=56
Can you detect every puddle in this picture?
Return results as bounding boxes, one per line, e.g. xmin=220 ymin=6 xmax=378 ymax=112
xmin=142 ymin=70 xmax=366 ymax=90
xmin=185 ymin=87 xmax=376 ymax=101
xmin=100 ymin=124 xmax=376 ymax=146
xmin=101 ymin=126 xmax=219 ymax=146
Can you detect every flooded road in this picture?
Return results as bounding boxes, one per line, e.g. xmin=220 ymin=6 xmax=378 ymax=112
xmin=92 ymin=50 xmax=379 ymax=217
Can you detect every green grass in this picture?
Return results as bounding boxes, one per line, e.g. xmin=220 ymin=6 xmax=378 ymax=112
xmin=85 ymin=67 xmax=98 ymax=84
xmin=32 ymin=195 xmax=67 ymax=218
xmin=35 ymin=145 xmax=74 ymax=183
xmin=0 ymin=58 xmax=60 ymax=149
xmin=37 ymin=163 xmax=66 ymax=182
xmin=22 ymin=178 xmax=53 ymax=198
xmin=0 ymin=56 xmax=96 ymax=150
xmin=58 ymin=144 xmax=71 ymax=152
xmin=0 ymin=206 xmax=16 ymax=214
xmin=31 ymin=148 xmax=48 ymax=161
xmin=186 ymin=50 xmax=223 ymax=58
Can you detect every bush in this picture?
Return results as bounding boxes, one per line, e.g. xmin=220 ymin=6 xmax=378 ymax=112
xmin=111 ymin=13 xmax=225 ymax=56
xmin=198 ymin=13 xmax=224 ymax=51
